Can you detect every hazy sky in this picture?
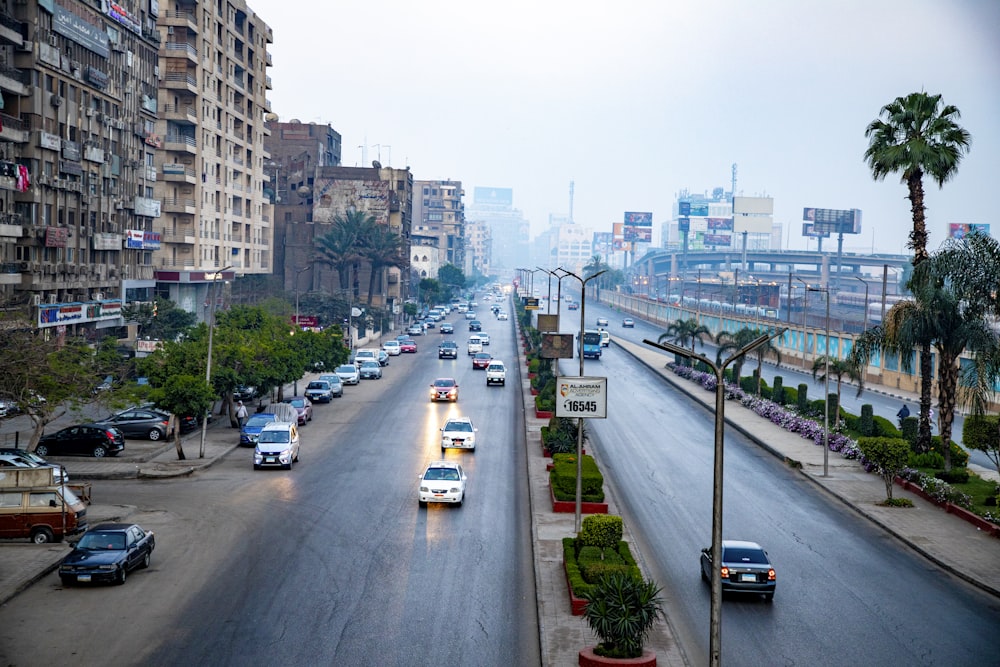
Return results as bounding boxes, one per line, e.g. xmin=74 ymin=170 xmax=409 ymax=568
xmin=248 ymin=0 xmax=999 ymax=255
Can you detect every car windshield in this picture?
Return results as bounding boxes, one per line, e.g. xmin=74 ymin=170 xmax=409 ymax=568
xmin=336 ymin=365 xmax=356 ymax=373
xmin=445 ymin=421 xmax=473 ymax=432
xmin=78 ymin=532 xmax=125 ymax=551
xmin=724 ymin=547 xmax=768 ymax=564
xmin=362 ymin=361 xmax=379 ymax=368
xmin=583 ymin=332 xmax=601 ymax=344
xmin=434 ymin=379 xmax=456 ymax=388
xmin=288 ymin=399 xmax=305 ymax=408
xmin=259 ymin=431 xmax=290 ymax=443
xmin=245 ymin=415 xmax=274 ymax=428
xmin=425 ymin=467 xmax=460 ymax=481
xmin=307 ymin=382 xmax=327 ymax=390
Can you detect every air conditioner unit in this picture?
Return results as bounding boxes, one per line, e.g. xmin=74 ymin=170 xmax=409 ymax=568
xmin=85 ymin=108 xmax=93 ymax=117
xmin=48 ymin=294 xmax=57 ymax=303
xmin=31 ymin=262 xmax=40 ymax=272
xmin=50 ymin=94 xmax=62 ymax=107
xmin=93 ymin=292 xmax=104 ymax=301
xmin=32 ymin=294 xmax=41 ymax=306
xmin=16 ymin=40 xmax=32 ymax=53
xmin=167 ymin=27 xmax=174 ymax=35
xmin=115 ymin=201 xmax=124 ymax=210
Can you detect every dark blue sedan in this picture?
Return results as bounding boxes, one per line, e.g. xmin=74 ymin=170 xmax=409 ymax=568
xmin=59 ymin=523 xmax=155 ymax=586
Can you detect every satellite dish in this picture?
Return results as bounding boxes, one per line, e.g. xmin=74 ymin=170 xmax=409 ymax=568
xmin=350 ymin=307 xmax=363 ymax=317
xmin=372 ymin=160 xmax=382 ymax=169
xmin=297 ymin=185 xmax=310 ymax=196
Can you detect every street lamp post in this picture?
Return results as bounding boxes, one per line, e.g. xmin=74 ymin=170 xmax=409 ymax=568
xmin=201 ymin=265 xmax=233 ymax=458
xmin=854 ymin=275 xmax=869 ymax=332
xmin=292 ymin=264 xmax=313 ymax=395
xmin=558 ymin=267 xmax=606 ymax=533
xmin=537 ymin=266 xmax=554 ymax=314
xmin=645 ymin=329 xmax=785 ymax=667
xmin=808 ymin=286 xmax=831 ymax=477
xmin=795 ymin=277 xmax=809 ymax=370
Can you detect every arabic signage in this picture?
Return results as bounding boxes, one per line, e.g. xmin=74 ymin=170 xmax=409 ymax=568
xmin=803 ymin=207 xmax=862 ymax=235
xmin=45 ymin=227 xmax=68 ymax=247
xmin=39 ymin=132 xmax=61 ymax=151
xmin=133 ymin=197 xmax=162 ymax=219
xmin=38 ymin=299 xmax=123 ymax=328
xmin=105 ymin=1 xmax=142 ymax=35
xmin=53 ymin=4 xmax=110 ymax=59
xmin=126 ymin=229 xmax=162 ymax=249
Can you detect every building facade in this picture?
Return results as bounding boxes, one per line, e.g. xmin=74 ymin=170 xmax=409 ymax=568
xmin=466 ymin=186 xmax=527 ymax=275
xmin=412 ymin=179 xmax=465 ymax=274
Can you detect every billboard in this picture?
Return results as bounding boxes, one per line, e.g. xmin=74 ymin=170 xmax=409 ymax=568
xmin=541 ymin=333 xmax=575 ymax=359
xmin=473 ymin=187 xmax=513 ymax=206
xmin=733 ymin=196 xmax=774 ymax=215
xmin=624 ymin=211 xmax=652 ymax=243
xmin=624 ymin=211 xmax=653 ymax=225
xmin=703 ymin=234 xmax=732 ymax=246
xmin=802 ymin=223 xmax=831 ymax=238
xmin=803 ymin=207 xmax=862 ymax=235
xmin=706 ymin=217 xmax=733 ymax=231
xmin=948 ymin=223 xmax=990 ymax=239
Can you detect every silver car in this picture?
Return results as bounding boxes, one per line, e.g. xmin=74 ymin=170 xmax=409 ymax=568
xmin=335 ymin=364 xmax=361 ymax=385
xmin=359 ymin=360 xmax=383 ymax=380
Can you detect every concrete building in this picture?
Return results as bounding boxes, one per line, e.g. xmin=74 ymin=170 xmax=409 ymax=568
xmin=152 ymin=0 xmax=273 ymax=321
xmin=464 ymin=219 xmax=491 ymax=278
xmin=466 ymin=186 xmax=527 ymax=275
xmin=412 ymin=179 xmax=465 ymax=274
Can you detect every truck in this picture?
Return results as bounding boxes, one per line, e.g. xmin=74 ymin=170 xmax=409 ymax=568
xmin=579 ymin=330 xmax=602 ymax=359
xmin=486 ymin=361 xmax=507 ymax=386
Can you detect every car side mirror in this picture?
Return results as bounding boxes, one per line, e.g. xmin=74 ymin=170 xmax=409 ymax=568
xmin=49 ymin=499 xmax=57 ymax=507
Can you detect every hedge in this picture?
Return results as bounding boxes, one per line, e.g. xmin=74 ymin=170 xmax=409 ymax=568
xmin=550 ymin=453 xmax=604 ymax=502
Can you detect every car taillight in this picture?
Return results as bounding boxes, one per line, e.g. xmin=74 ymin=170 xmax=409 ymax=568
xmin=767 ymin=569 xmax=776 ymax=581
xmin=719 ymin=567 xmax=730 ymax=579
xmin=104 ymin=430 xmax=117 ymax=440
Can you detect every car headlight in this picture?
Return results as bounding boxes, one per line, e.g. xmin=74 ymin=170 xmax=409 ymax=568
xmin=419 ymin=485 xmax=429 ymax=492
xmin=98 ymin=564 xmax=116 ymax=571
xmin=449 ymin=487 xmax=461 ymax=493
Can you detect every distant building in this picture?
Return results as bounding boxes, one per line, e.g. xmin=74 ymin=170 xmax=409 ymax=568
xmin=465 ymin=220 xmax=492 ymax=277
xmin=412 ymin=180 xmax=465 ymax=274
xmin=466 ymin=187 xmax=528 ymax=274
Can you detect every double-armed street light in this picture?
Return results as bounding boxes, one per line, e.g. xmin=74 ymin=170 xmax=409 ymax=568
xmin=808 ymin=285 xmax=831 ymax=478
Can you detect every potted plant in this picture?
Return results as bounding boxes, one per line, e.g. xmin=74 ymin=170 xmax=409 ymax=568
xmin=578 ymin=572 xmax=663 ymax=666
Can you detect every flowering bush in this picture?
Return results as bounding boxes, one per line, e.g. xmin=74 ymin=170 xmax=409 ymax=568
xmin=898 ymin=468 xmax=974 ymax=510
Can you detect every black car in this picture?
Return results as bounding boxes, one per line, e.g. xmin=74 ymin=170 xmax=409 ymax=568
xmin=439 ymin=322 xmax=455 ymax=334
xmin=94 ymin=408 xmax=171 ymax=440
xmin=438 ymin=341 xmax=459 ymax=359
xmin=36 ymin=425 xmax=125 ymax=458
xmin=59 ymin=523 xmax=155 ymax=586
xmin=468 ymin=320 xmax=482 ymax=332
xmin=700 ymin=540 xmax=776 ymax=601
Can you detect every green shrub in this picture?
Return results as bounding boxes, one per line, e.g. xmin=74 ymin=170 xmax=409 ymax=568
xmin=542 ymin=417 xmax=579 ymax=455
xmin=873 ymin=415 xmax=901 ymax=439
xmin=900 ymin=415 xmax=918 ymax=444
xmin=772 ymin=376 xmax=784 ymax=405
xmin=528 ymin=358 xmax=540 ymax=373
xmin=582 ymin=561 xmax=635 ymax=583
xmin=580 ymin=572 xmax=664 ymax=660
xmin=828 ymin=393 xmax=840 ymax=422
xmin=550 ymin=453 xmax=604 ymax=502
xmin=564 ymin=537 xmax=642 ymax=600
xmin=963 ymin=414 xmax=1000 ymax=454
xmin=783 ymin=386 xmax=798 ymax=406
xmin=858 ymin=436 xmax=910 ymax=500
xmin=930 ymin=437 xmax=970 ymax=468
xmin=935 ymin=468 xmax=970 ymax=484
xmin=797 ymin=383 xmax=809 ymax=412
xmin=908 ymin=451 xmax=945 ymax=468
xmin=860 ymin=404 xmax=874 ymax=437
xmin=563 ymin=537 xmax=594 ymax=598
xmin=579 ymin=514 xmax=623 ymax=549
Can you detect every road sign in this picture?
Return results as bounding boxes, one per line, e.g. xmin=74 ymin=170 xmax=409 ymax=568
xmin=555 ymin=377 xmax=607 ymax=419
xmin=526 ymin=297 xmax=540 ymax=310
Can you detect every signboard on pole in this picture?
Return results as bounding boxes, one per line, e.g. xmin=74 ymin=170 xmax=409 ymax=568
xmin=555 ymin=377 xmax=608 ymax=418
xmin=541 ymin=333 xmax=574 ymax=359
xmin=803 ymin=207 xmax=862 ymax=234
xmin=525 ymin=297 xmax=540 ymax=310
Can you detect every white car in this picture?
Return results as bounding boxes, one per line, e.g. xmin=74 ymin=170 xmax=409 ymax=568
xmin=467 ymin=336 xmax=483 ymax=355
xmin=382 ymin=340 xmax=401 ymax=356
xmin=335 ymin=364 xmax=361 ymax=385
xmin=440 ymin=417 xmax=477 ymax=451
xmin=417 ymin=460 xmax=467 ymax=507
xmin=497 ymin=311 xmax=509 ymax=321
xmin=478 ymin=333 xmax=491 ymax=346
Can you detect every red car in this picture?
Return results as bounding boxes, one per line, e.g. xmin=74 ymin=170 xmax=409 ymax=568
xmin=400 ymin=339 xmax=417 ymax=353
xmin=472 ymin=352 xmax=492 ymax=369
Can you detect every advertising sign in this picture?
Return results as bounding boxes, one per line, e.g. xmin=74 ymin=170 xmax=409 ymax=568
xmin=703 ymin=234 xmax=732 ymax=246
xmin=555 ymin=377 xmax=608 ymax=419
xmin=802 ymin=223 xmax=830 ymax=238
xmin=623 ymin=226 xmax=652 ymax=242
xmin=624 ymin=211 xmax=653 ymax=225
xmin=541 ymin=333 xmax=574 ymax=359
xmin=678 ymin=217 xmax=690 ymax=233
xmin=803 ymin=208 xmax=862 ymax=234
xmin=706 ymin=217 xmax=733 ymax=231
xmin=948 ymin=223 xmax=990 ymax=239
xmin=525 ymin=297 xmax=540 ymax=310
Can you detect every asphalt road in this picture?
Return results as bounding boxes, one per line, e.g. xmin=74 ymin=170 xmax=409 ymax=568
xmin=562 ymin=299 xmax=1000 ymax=666
xmin=0 ymin=306 xmax=540 ymax=666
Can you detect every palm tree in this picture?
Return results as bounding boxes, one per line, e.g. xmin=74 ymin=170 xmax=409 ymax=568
xmin=864 ymin=91 xmax=972 ymax=450
xmin=849 ymin=275 xmax=997 ymax=469
xmin=314 ymin=210 xmax=374 ymax=294
xmin=658 ymin=318 xmax=710 ymax=367
xmin=714 ymin=327 xmax=773 ymax=386
xmin=358 ymin=223 xmax=407 ymax=308
xmin=811 ymin=356 xmax=864 ymax=416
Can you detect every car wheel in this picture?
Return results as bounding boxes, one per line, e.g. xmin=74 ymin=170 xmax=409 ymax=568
xmin=764 ymin=593 xmax=774 ymax=602
xmin=35 ymin=444 xmax=49 ymax=457
xmin=116 ymin=566 xmax=127 ymax=585
xmin=283 ymin=462 xmax=292 ymax=470
xmin=30 ymin=527 xmax=54 ymax=544
xmin=60 ymin=575 xmax=74 ymax=587
xmin=456 ymin=495 xmax=463 ymax=507
xmin=92 ymin=445 xmax=107 ymax=458
xmin=148 ymin=428 xmax=162 ymax=441
xmin=253 ymin=464 xmax=261 ymax=470
xmin=418 ymin=500 xmax=426 ymax=508
xmin=140 ymin=551 xmax=151 ymax=569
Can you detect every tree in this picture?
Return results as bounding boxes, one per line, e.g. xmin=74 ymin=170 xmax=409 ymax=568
xmin=437 ymin=264 xmax=466 ymax=290
xmin=357 ymin=223 xmax=407 ymax=308
xmin=864 ymin=91 xmax=972 ymax=450
xmin=811 ymin=356 xmax=864 ymax=414
xmin=315 ymin=210 xmax=374 ymax=293
xmin=714 ymin=327 xmax=777 ymax=387
xmin=122 ymin=296 xmax=196 ymax=343
xmin=857 ymin=437 xmax=911 ymax=502
xmin=658 ymin=318 xmax=710 ymax=365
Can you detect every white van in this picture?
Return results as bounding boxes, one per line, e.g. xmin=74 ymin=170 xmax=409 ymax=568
xmin=254 ymin=422 xmax=300 ymax=470
xmin=353 ymin=348 xmax=379 ymax=367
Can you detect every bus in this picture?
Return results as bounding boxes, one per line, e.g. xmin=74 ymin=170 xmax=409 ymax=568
xmin=579 ymin=330 xmax=603 ymax=359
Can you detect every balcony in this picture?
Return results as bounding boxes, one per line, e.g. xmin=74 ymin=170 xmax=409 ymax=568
xmin=162 ymin=71 xmax=197 ymax=93
xmin=156 ymin=227 xmax=197 ymax=245
xmin=162 ymin=104 xmax=197 ymax=124
xmin=162 ymin=41 xmax=198 ymax=63
xmin=0 ymin=64 xmax=29 ymax=96
xmin=0 ymin=112 xmax=27 ymax=143
xmin=163 ymin=133 xmax=197 ymax=154
xmin=161 ymin=197 xmax=196 ymax=214
xmin=160 ymin=9 xmax=198 ymax=33
xmin=160 ymin=163 xmax=196 ymax=183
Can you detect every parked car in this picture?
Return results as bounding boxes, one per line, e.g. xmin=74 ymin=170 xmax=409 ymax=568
xmin=353 ymin=348 xmax=380 ymax=368
xmin=0 ymin=453 xmax=68 ymax=484
xmin=439 ymin=322 xmax=454 ymax=334
xmin=472 ymin=352 xmax=492 ymax=370
xmin=282 ymin=396 xmax=313 ymax=425
xmin=622 ymin=317 xmax=635 ymax=328
xmin=254 ymin=421 xmax=300 ymax=470
xmin=429 ymin=378 xmax=459 ymax=402
xmin=233 ymin=385 xmax=258 ymax=401
xmin=596 ymin=317 xmax=609 ymax=326
xmin=240 ymin=413 xmax=276 ymax=447
xmin=0 ymin=448 xmax=68 ymax=483
xmin=383 ymin=340 xmax=402 ymax=356
xmin=359 ymin=360 xmax=383 ymax=380
xmin=304 ymin=380 xmax=336 ymax=403
xmin=468 ymin=320 xmax=482 ymax=332
xmin=59 ymin=523 xmax=155 ymax=586
xmin=440 ymin=417 xmax=477 ymax=451
xmin=377 ymin=349 xmax=390 ymax=366
xmin=700 ymin=540 xmax=776 ymax=601
xmin=94 ymin=408 xmax=171 ymax=441
xmin=318 ymin=374 xmax=345 ymax=397
xmin=438 ymin=340 xmax=459 ymax=359
xmin=36 ymin=425 xmax=126 ymax=458
xmin=399 ymin=339 xmax=417 ymax=353
xmin=478 ymin=332 xmax=491 ymax=346
xmin=417 ymin=460 xmax=467 ymax=507
xmin=335 ymin=364 xmax=361 ymax=385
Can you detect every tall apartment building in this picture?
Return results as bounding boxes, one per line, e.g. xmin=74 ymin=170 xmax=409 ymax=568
xmin=466 ymin=186 xmax=527 ymax=274
xmin=412 ymin=179 xmax=465 ymax=272
xmin=261 ymin=119 xmax=341 ymax=290
xmin=281 ymin=165 xmax=412 ymax=311
xmin=1 ymin=1 xmax=164 ymax=336
xmin=464 ymin=219 xmax=491 ymax=277
xmin=153 ymin=0 xmax=273 ymax=320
